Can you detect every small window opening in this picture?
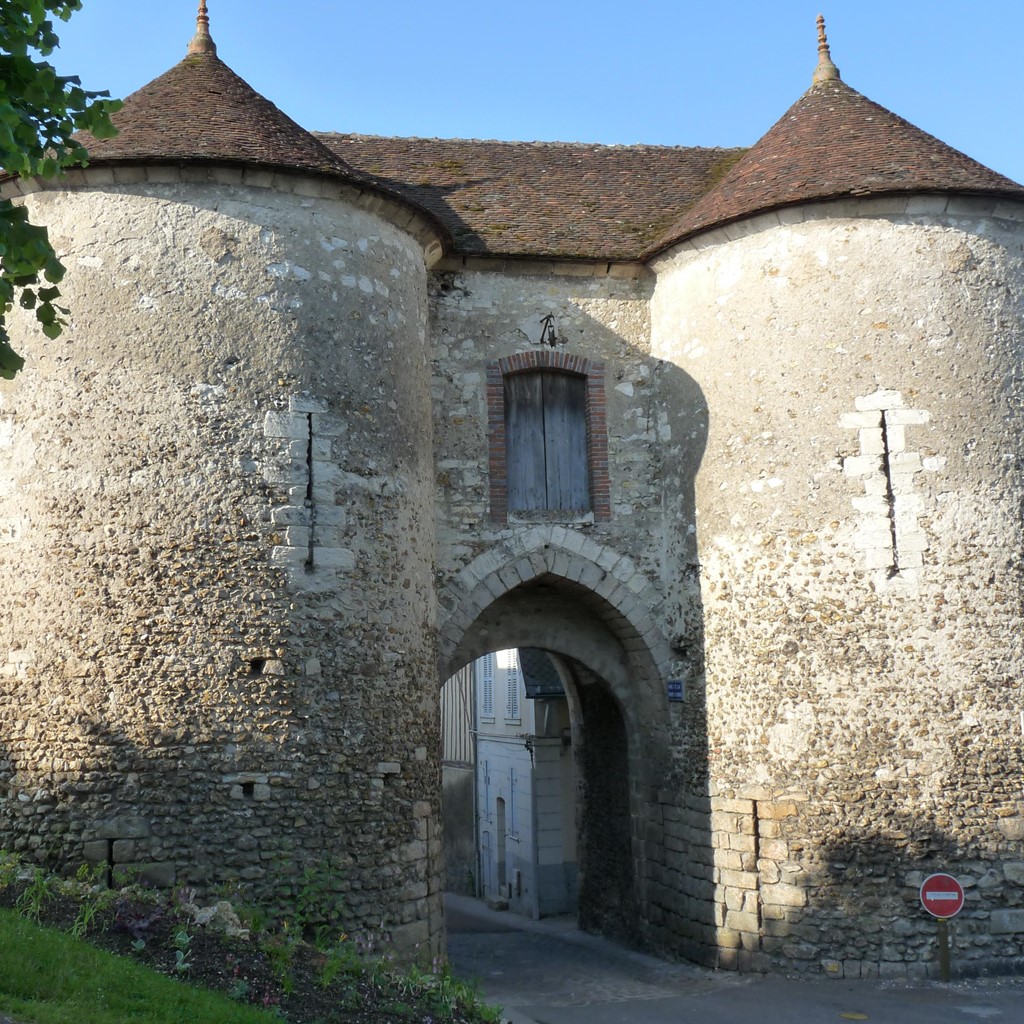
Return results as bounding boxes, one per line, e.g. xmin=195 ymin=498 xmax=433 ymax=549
xmin=248 ymin=658 xmax=267 ymax=678
xmin=241 ymin=782 xmax=255 ymax=799
xmin=496 ymin=796 xmax=507 ymax=889
xmin=304 ymin=412 xmax=316 ymax=571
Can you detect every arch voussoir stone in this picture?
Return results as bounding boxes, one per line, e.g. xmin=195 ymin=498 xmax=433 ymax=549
xmin=437 ymin=525 xmax=673 ymax=685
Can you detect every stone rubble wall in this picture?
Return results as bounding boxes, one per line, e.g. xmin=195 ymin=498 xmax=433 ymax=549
xmin=431 ymin=266 xmax=662 ymax=566
xmin=0 ymin=178 xmax=443 ymax=952
xmin=648 ymin=197 xmax=1024 ymax=974
xmin=429 ymin=264 xmax=704 ymax=687
xmin=429 ymin=264 xmax=703 ymax=948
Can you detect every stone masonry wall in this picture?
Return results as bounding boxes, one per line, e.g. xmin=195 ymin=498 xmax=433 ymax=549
xmin=0 ymin=176 xmax=444 ymax=952
xmin=430 ymin=264 xmax=704 ymax=683
xmin=649 ymin=196 xmax=1024 ymax=975
xmin=431 ymin=265 xmax=659 ymax=560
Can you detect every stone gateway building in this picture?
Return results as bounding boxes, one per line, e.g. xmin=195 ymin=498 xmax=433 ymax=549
xmin=2 ymin=7 xmax=1023 ymax=976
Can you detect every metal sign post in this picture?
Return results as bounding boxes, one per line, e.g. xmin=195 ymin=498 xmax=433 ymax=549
xmin=920 ymin=872 xmax=965 ymax=982
xmin=937 ymin=917 xmax=951 ymax=982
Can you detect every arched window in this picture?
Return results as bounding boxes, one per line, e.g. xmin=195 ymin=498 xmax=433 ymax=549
xmin=505 ymin=370 xmax=589 ymax=512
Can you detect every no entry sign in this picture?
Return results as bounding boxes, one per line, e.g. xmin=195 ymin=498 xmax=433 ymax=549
xmin=920 ymin=873 xmax=965 ymax=918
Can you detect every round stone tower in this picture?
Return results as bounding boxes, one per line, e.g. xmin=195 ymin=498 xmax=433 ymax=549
xmin=0 ymin=9 xmax=447 ymax=951
xmin=647 ymin=23 xmax=1024 ymax=973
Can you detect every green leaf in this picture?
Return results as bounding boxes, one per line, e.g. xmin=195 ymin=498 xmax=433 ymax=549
xmin=0 ymin=338 xmax=26 ymax=379
xmin=43 ymin=257 xmax=65 ymax=284
xmin=0 ymin=0 xmax=118 ymax=375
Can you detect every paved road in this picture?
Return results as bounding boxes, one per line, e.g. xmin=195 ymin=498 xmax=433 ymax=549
xmin=445 ymin=894 xmax=1024 ymax=1024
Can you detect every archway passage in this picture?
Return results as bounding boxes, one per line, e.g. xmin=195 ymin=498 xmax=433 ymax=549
xmin=440 ymin=573 xmax=669 ymax=946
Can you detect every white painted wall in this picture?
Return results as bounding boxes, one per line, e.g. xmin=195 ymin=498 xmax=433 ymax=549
xmin=473 ymin=651 xmax=576 ymax=917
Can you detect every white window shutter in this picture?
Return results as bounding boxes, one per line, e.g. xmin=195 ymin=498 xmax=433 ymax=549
xmin=481 ymin=653 xmax=495 ymax=719
xmin=505 ymin=649 xmax=520 ymax=720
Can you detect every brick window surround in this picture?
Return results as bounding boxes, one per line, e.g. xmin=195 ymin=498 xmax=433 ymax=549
xmin=487 ymin=351 xmax=610 ymax=522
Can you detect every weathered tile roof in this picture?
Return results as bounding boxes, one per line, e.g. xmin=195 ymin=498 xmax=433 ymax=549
xmin=317 ymin=134 xmax=744 ymax=262
xmin=645 ymin=77 xmax=1024 ymax=257
xmin=76 ymin=50 xmax=357 ymax=180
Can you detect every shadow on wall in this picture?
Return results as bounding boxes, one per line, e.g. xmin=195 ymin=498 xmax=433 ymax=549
xmin=764 ymin=811 xmax=1023 ymax=977
xmin=817 ymin=819 xmax=960 ymax=973
xmin=0 ymin=700 xmax=357 ymax=938
xmin=573 ymin=660 xmax=640 ymax=943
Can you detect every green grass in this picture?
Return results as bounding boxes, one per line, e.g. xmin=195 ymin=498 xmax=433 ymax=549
xmin=0 ymin=909 xmax=279 ymax=1024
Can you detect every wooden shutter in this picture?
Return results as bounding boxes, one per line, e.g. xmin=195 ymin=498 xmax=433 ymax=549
xmin=441 ymin=665 xmax=474 ymax=764
xmin=506 ymin=373 xmax=548 ymax=510
xmin=505 ymin=648 xmax=520 ymax=721
xmin=480 ymin=654 xmax=495 ymax=719
xmin=505 ymin=371 xmax=590 ymax=511
xmin=542 ymin=373 xmax=589 ymax=510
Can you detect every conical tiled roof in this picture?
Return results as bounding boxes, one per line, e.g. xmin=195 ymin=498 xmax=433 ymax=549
xmin=77 ymin=49 xmax=356 ymax=179
xmin=647 ymin=75 xmax=1024 ymax=258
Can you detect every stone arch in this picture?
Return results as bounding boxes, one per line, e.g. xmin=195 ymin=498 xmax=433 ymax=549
xmin=440 ymin=527 xmax=673 ymax=680
xmin=438 ymin=525 xmax=676 ymax=774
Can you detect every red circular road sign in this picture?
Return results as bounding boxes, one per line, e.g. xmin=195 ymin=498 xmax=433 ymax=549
xmin=920 ymin=873 xmax=965 ymax=918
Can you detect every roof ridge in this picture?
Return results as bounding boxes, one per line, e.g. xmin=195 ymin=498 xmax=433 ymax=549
xmin=316 ymin=131 xmax=745 ymax=155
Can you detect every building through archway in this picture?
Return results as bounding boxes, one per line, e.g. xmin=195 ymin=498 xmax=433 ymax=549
xmin=442 ymin=647 xmax=580 ymax=919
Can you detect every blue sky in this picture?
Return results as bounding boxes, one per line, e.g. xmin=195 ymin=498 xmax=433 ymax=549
xmin=49 ymin=2 xmax=1024 ymax=184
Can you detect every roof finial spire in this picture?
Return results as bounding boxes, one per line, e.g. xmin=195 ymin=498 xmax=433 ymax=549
xmin=812 ymin=13 xmax=840 ymax=84
xmin=188 ymin=1 xmax=217 ymax=56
